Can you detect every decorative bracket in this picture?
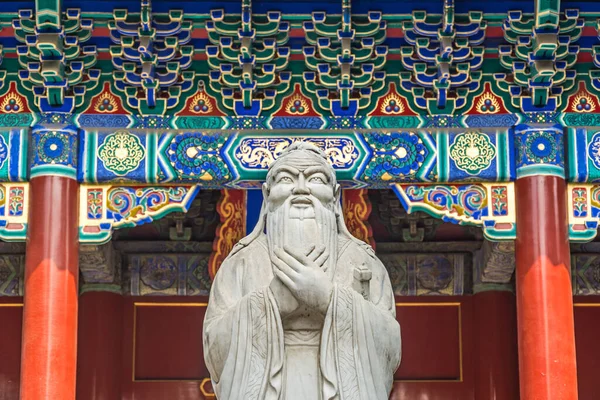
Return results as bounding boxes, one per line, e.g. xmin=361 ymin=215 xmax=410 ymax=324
xmin=79 ymin=184 xmax=200 ymax=244
xmin=206 ymin=0 xmax=291 ymax=116
xmin=496 ymin=5 xmax=582 ymax=112
xmin=0 ymin=183 xmax=28 ymax=242
xmin=590 ymin=18 xmax=600 ymax=94
xmin=391 ymin=183 xmax=517 ymax=241
xmin=400 ymin=0 xmax=486 ymax=114
xmin=568 ymin=183 xmax=600 ymax=242
xmin=303 ymin=0 xmax=387 ymax=116
xmin=13 ymin=8 xmax=100 ymax=112
xmin=109 ymin=0 xmax=195 ymax=115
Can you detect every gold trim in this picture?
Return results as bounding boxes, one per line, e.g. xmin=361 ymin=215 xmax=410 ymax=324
xmin=199 ymin=377 xmax=216 ymax=397
xmin=395 ymin=302 xmax=463 ymax=383
xmin=574 ymin=303 xmax=600 ymax=307
xmin=132 ymin=302 xmax=208 ymax=383
xmin=0 ymin=303 xmax=23 ymax=307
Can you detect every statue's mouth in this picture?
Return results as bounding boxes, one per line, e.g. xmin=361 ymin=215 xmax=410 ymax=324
xmin=290 ymin=196 xmax=313 ymax=207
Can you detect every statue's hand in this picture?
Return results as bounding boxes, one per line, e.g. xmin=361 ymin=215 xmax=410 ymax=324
xmin=269 ymin=275 xmax=299 ymax=317
xmin=272 ymin=245 xmax=333 ymax=315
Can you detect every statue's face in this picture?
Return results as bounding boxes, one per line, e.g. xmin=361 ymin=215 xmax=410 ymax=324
xmin=266 ymin=161 xmax=337 ymax=212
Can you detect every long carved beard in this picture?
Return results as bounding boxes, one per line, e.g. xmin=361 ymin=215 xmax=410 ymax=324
xmin=266 ymin=197 xmax=338 ymax=277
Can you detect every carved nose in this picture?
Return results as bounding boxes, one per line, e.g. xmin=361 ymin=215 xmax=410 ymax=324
xmin=292 ymin=184 xmax=310 ymax=195
xmin=292 ymin=174 xmax=310 ymax=195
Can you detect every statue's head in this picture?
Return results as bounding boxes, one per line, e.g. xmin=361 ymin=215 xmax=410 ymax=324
xmin=262 ymin=142 xmax=341 ymax=263
xmin=233 ymin=141 xmax=366 ymax=264
xmin=263 ymin=142 xmax=340 ymax=213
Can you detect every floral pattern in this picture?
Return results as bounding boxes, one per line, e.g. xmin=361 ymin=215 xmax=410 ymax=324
xmin=99 ymin=131 xmax=145 ymax=175
xmin=450 ymin=132 xmax=496 ymax=175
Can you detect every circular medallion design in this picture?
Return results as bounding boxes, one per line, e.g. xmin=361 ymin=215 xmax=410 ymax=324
xmin=417 ymin=256 xmax=453 ymax=292
xmin=0 ymin=135 xmax=7 ymax=170
xmin=588 ymin=132 xmax=600 ymax=169
xmin=449 ymin=132 xmax=496 ymax=175
xmin=140 ymin=256 xmax=177 ymax=290
xmin=524 ymin=131 xmax=558 ymax=164
xmin=98 ymin=131 xmax=145 ymax=175
xmin=37 ymin=131 xmax=70 ymax=164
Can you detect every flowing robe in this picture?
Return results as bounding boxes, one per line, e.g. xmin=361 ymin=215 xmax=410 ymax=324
xmin=203 ymin=234 xmax=401 ymax=400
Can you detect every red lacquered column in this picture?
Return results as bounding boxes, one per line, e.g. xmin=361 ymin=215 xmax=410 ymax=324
xmin=515 ymin=173 xmax=578 ymax=399
xmin=20 ymin=176 xmax=79 ymax=400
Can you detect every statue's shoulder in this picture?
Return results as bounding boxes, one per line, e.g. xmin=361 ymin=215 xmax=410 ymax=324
xmin=338 ymin=236 xmax=379 ymax=265
xmin=225 ymin=233 xmax=269 ymax=263
xmin=338 ymin=237 xmax=389 ymax=286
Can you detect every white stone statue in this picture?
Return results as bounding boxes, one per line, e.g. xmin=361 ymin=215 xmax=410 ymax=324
xmin=203 ymin=142 xmax=401 ymax=400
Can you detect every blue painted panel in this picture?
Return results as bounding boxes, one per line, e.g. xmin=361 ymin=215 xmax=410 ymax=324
xmin=246 ymin=189 xmax=263 ymax=234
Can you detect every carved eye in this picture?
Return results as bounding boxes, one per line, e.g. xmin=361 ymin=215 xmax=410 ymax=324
xmin=278 ymin=176 xmax=293 ymax=183
xmin=309 ymin=176 xmax=325 ymax=184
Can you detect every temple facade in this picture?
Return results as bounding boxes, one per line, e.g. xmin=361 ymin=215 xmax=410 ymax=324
xmin=0 ymin=0 xmax=600 ymax=398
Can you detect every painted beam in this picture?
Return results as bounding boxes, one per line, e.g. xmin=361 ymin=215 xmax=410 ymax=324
xmin=77 ymin=129 xmax=515 ymax=188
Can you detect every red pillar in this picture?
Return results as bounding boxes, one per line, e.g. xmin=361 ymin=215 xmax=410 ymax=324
xmin=20 ymin=176 xmax=79 ymax=400
xmin=515 ymin=175 xmax=578 ymax=399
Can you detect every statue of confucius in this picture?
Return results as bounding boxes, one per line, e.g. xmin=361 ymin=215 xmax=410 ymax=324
xmin=203 ymin=142 xmax=401 ymax=400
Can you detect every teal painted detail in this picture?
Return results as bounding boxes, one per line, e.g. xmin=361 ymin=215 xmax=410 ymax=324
xmin=0 ymin=226 xmax=28 ymax=242
xmin=449 ymin=132 xmax=497 ymax=175
xmin=0 ymin=114 xmax=34 ymax=128
xmin=0 ymin=129 xmax=29 ymax=182
xmin=516 ymin=164 xmax=565 ymax=178
xmin=146 ymin=133 xmax=157 ymax=184
xmin=436 ymin=132 xmax=449 ymax=181
xmin=173 ymin=116 xmax=227 ymax=130
xmin=497 ymin=130 xmax=510 ymax=181
xmin=366 ymin=116 xmax=422 ymax=129
xmin=30 ymin=164 xmax=78 ymax=180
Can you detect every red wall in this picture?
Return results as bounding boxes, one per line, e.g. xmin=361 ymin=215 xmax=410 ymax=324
xmin=1 ymin=294 xmax=600 ymax=399
xmin=0 ymin=299 xmax=21 ymax=400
